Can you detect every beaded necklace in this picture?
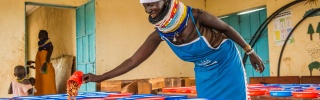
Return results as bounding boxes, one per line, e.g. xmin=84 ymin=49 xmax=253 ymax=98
xmin=150 ymin=0 xmax=189 ymax=42
xmin=38 ymin=38 xmax=52 ymax=51
xmin=16 ymin=78 xmax=25 ymax=83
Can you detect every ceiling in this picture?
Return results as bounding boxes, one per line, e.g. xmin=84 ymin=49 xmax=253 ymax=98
xmin=26 ymin=5 xmax=40 ymax=16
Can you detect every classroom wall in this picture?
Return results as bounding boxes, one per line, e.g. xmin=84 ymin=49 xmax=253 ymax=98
xmin=26 ymin=6 xmax=76 ymax=77
xmin=95 ymin=0 xmax=205 ymax=80
xmin=265 ymin=0 xmax=320 ymax=76
xmin=0 ymin=0 xmax=86 ymax=97
xmin=206 ymin=0 xmax=320 ymax=76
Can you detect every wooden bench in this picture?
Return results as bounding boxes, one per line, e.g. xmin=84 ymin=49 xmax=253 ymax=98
xmin=300 ymin=76 xmax=320 ymax=84
xmin=249 ymin=76 xmax=300 ymax=84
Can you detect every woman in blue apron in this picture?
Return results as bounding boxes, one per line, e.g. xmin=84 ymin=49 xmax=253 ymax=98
xmin=83 ymin=0 xmax=265 ymax=99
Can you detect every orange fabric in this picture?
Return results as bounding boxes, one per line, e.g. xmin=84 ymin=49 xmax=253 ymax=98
xmin=34 ymin=50 xmax=57 ymax=95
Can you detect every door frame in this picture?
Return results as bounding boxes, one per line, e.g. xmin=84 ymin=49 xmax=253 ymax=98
xmin=75 ymin=0 xmax=97 ymax=92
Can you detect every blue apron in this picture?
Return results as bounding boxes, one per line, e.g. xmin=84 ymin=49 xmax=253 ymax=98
xmin=157 ymin=7 xmax=248 ymax=100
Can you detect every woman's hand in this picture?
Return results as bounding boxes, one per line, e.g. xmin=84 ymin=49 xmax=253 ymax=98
xmin=40 ymin=62 xmax=48 ymax=74
xmin=249 ymin=52 xmax=265 ymax=73
xmin=82 ymin=73 xmax=101 ymax=83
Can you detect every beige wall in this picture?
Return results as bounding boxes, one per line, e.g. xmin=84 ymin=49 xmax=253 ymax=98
xmin=25 ymin=0 xmax=89 ymax=7
xmin=207 ymin=0 xmax=320 ymax=76
xmin=0 ymin=0 xmax=25 ymax=98
xmin=26 ymin=6 xmax=76 ymax=77
xmin=95 ymin=0 xmax=205 ymax=80
xmin=207 ymin=0 xmax=267 ymax=16
xmin=0 ymin=0 xmax=85 ymax=97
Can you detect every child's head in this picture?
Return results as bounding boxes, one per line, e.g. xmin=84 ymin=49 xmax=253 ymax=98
xmin=14 ymin=65 xmax=26 ymax=79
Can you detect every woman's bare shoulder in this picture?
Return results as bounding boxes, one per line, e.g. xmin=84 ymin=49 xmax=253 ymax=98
xmin=190 ymin=7 xmax=205 ymax=19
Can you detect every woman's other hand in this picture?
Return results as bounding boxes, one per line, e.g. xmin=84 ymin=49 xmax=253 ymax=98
xmin=27 ymin=60 xmax=35 ymax=69
xmin=27 ymin=61 xmax=35 ymax=65
xmin=249 ymin=52 xmax=265 ymax=73
xmin=30 ymin=65 xmax=35 ymax=69
xmin=82 ymin=73 xmax=101 ymax=83
xmin=27 ymin=65 xmax=35 ymax=69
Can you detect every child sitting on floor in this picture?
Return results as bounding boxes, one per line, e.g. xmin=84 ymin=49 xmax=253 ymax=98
xmin=8 ymin=65 xmax=35 ymax=97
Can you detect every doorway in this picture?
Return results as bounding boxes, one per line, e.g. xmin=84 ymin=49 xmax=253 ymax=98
xmin=25 ymin=0 xmax=96 ymax=94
